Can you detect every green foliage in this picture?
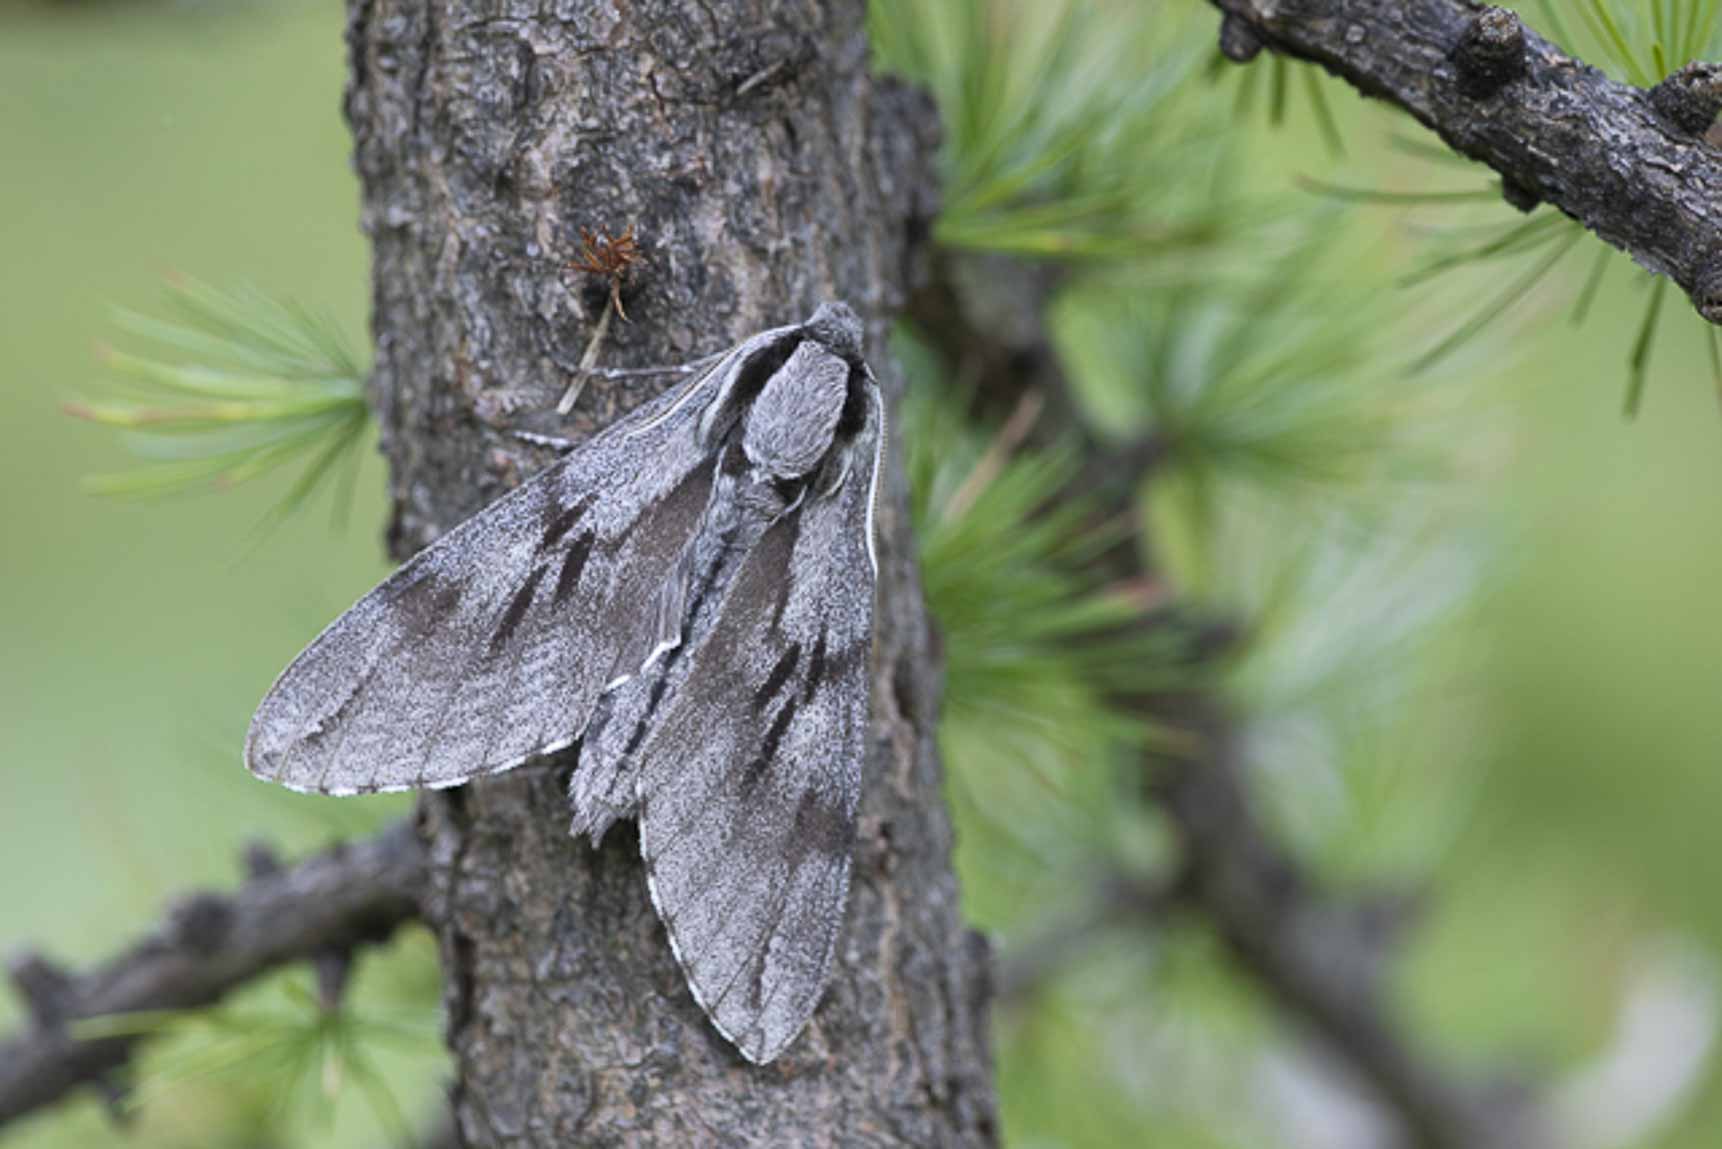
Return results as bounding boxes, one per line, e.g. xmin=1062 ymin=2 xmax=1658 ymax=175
xmin=65 ymin=279 xmax=371 ymax=529
xmin=899 ymin=334 xmax=1185 ymax=928
xmin=1221 ymin=52 xmax=1347 ymax=157
xmin=870 ymin=0 xmax=1234 ymax=259
xmin=1304 ymin=149 xmax=1721 ymax=413
xmin=1524 ymin=0 xmax=1722 ymax=82
xmin=73 ymin=967 xmax=440 ymax=1147
xmin=1231 ymin=1 xmax=1722 ymax=414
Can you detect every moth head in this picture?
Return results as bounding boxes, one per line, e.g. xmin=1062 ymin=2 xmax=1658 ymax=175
xmin=743 ymin=341 xmax=849 ymax=480
xmin=802 ymin=301 xmax=863 ymax=362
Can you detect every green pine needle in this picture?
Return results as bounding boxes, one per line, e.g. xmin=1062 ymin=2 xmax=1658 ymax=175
xmin=1303 ymin=67 xmax=1347 ymax=158
xmin=1572 ymin=243 xmax=1615 ymax=325
xmin=1532 ymin=0 xmax=1721 ymax=78
xmin=1316 ymin=123 xmax=1714 ymax=401
xmin=71 ymin=975 xmax=437 ymax=1143
xmin=1397 ymin=212 xmax=1567 ymax=289
xmin=65 ymin=279 xmax=371 ymax=529
xmin=1386 ymin=133 xmax=1478 ymax=168
xmin=1411 ymin=226 xmax=1583 ymax=374
xmin=1298 ymin=177 xmax=1502 ymax=206
xmin=870 ymin=0 xmax=1237 ymax=261
xmin=1214 ymin=39 xmax=1352 ymax=155
xmin=900 ymin=353 xmax=1186 ymax=876
xmin=1051 ymin=228 xmax=1438 ymax=528
xmin=1624 ymin=274 xmax=1670 ymax=417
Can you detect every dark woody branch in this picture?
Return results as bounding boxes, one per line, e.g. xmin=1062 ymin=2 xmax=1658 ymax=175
xmin=0 ymin=818 xmax=425 ymax=1131
xmin=1209 ymin=0 xmax=1722 ymax=324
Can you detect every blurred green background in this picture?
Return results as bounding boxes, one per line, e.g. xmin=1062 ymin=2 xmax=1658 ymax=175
xmin=5 ymin=1 xmax=1722 ymax=1147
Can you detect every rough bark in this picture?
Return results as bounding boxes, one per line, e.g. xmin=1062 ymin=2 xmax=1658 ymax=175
xmin=1209 ymin=0 xmax=1722 ymax=325
xmin=0 ymin=821 xmax=424 ymax=1129
xmin=344 ymin=1 xmax=995 ymax=1145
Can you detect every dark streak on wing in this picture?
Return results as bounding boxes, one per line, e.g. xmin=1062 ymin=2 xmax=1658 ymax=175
xmin=542 ymin=493 xmax=597 ymax=549
xmin=788 ymin=790 xmax=854 ymax=865
xmin=832 ymin=365 xmax=871 ymax=440
xmin=612 ymin=677 xmax=675 ymax=757
xmin=292 ymin=570 xmax=457 ymax=759
xmin=703 ymin=335 xmax=805 ymax=442
xmin=308 ymin=668 xmax=370 ymax=748
xmin=801 ymin=629 xmax=826 ymax=703
xmin=490 ymin=565 xmax=546 ymax=655
xmin=713 ymin=867 xmax=794 ymax=1019
xmin=392 ymin=569 xmax=465 ymax=641
xmin=554 ymin=531 xmax=596 ymax=604
xmin=736 ymin=699 xmax=798 ymax=803
xmin=752 ymin=643 xmax=801 ymax=713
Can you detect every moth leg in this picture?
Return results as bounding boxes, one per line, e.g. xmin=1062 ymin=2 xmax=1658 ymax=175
xmin=554 ymin=349 xmax=731 ymax=419
xmin=568 ymin=683 xmax=647 ymax=846
xmin=540 ymin=343 xmax=726 ymax=387
xmin=587 ymin=349 xmax=726 ymax=382
xmin=510 ymin=430 xmax=577 ymax=453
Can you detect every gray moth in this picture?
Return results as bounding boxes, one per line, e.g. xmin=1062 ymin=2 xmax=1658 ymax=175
xmin=245 ymin=302 xmax=882 ymax=1065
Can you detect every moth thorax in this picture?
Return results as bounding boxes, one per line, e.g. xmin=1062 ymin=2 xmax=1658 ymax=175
xmin=803 ymin=300 xmax=864 ymax=360
xmin=742 ymin=341 xmax=850 ymax=480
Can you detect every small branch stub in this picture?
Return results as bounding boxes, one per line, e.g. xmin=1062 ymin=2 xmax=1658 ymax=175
xmin=1453 ymin=7 xmax=1527 ymax=98
xmin=1500 ymin=174 xmax=1541 ymax=213
xmin=168 ymin=893 xmax=234 ymax=955
xmin=1694 ymin=258 xmax=1722 ymax=324
xmin=8 ymin=952 xmax=74 ymax=1028
xmin=1650 ymin=62 xmax=1722 ymax=136
xmin=1219 ymin=13 xmax=1264 ymax=64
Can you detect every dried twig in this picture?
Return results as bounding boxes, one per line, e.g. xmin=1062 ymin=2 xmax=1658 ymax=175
xmin=557 ymin=226 xmax=645 ymax=414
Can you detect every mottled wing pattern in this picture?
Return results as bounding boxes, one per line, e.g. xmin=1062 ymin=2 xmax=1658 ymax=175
xmin=244 ymin=330 xmax=795 ymax=796
xmin=634 ymin=395 xmax=880 ymax=1064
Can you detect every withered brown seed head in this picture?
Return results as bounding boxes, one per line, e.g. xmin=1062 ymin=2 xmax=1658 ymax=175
xmin=570 ymin=225 xmax=642 ymax=280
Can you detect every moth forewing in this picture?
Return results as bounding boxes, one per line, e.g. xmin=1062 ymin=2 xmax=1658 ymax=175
xmin=244 ymin=378 xmax=718 ymax=795
xmin=634 ymin=381 xmax=880 ymax=1063
xmin=243 ymin=302 xmax=881 ymax=1065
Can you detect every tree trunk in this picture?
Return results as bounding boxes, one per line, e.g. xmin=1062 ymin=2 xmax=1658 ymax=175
xmin=343 ymin=0 xmax=996 ymax=1144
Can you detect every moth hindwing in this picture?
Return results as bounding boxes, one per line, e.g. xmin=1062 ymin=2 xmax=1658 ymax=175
xmin=245 ymin=301 xmax=882 ymax=1064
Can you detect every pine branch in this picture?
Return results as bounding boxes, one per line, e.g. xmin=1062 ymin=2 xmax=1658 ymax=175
xmin=911 ymin=250 xmax=1546 ymax=1149
xmin=1149 ymin=696 xmax=1543 ymax=1149
xmin=1209 ymin=1 xmax=1722 ymax=326
xmin=0 ymin=819 xmax=425 ymax=1131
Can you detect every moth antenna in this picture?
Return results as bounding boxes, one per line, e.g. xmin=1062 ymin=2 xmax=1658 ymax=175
xmin=864 ymin=380 xmax=885 ymax=579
